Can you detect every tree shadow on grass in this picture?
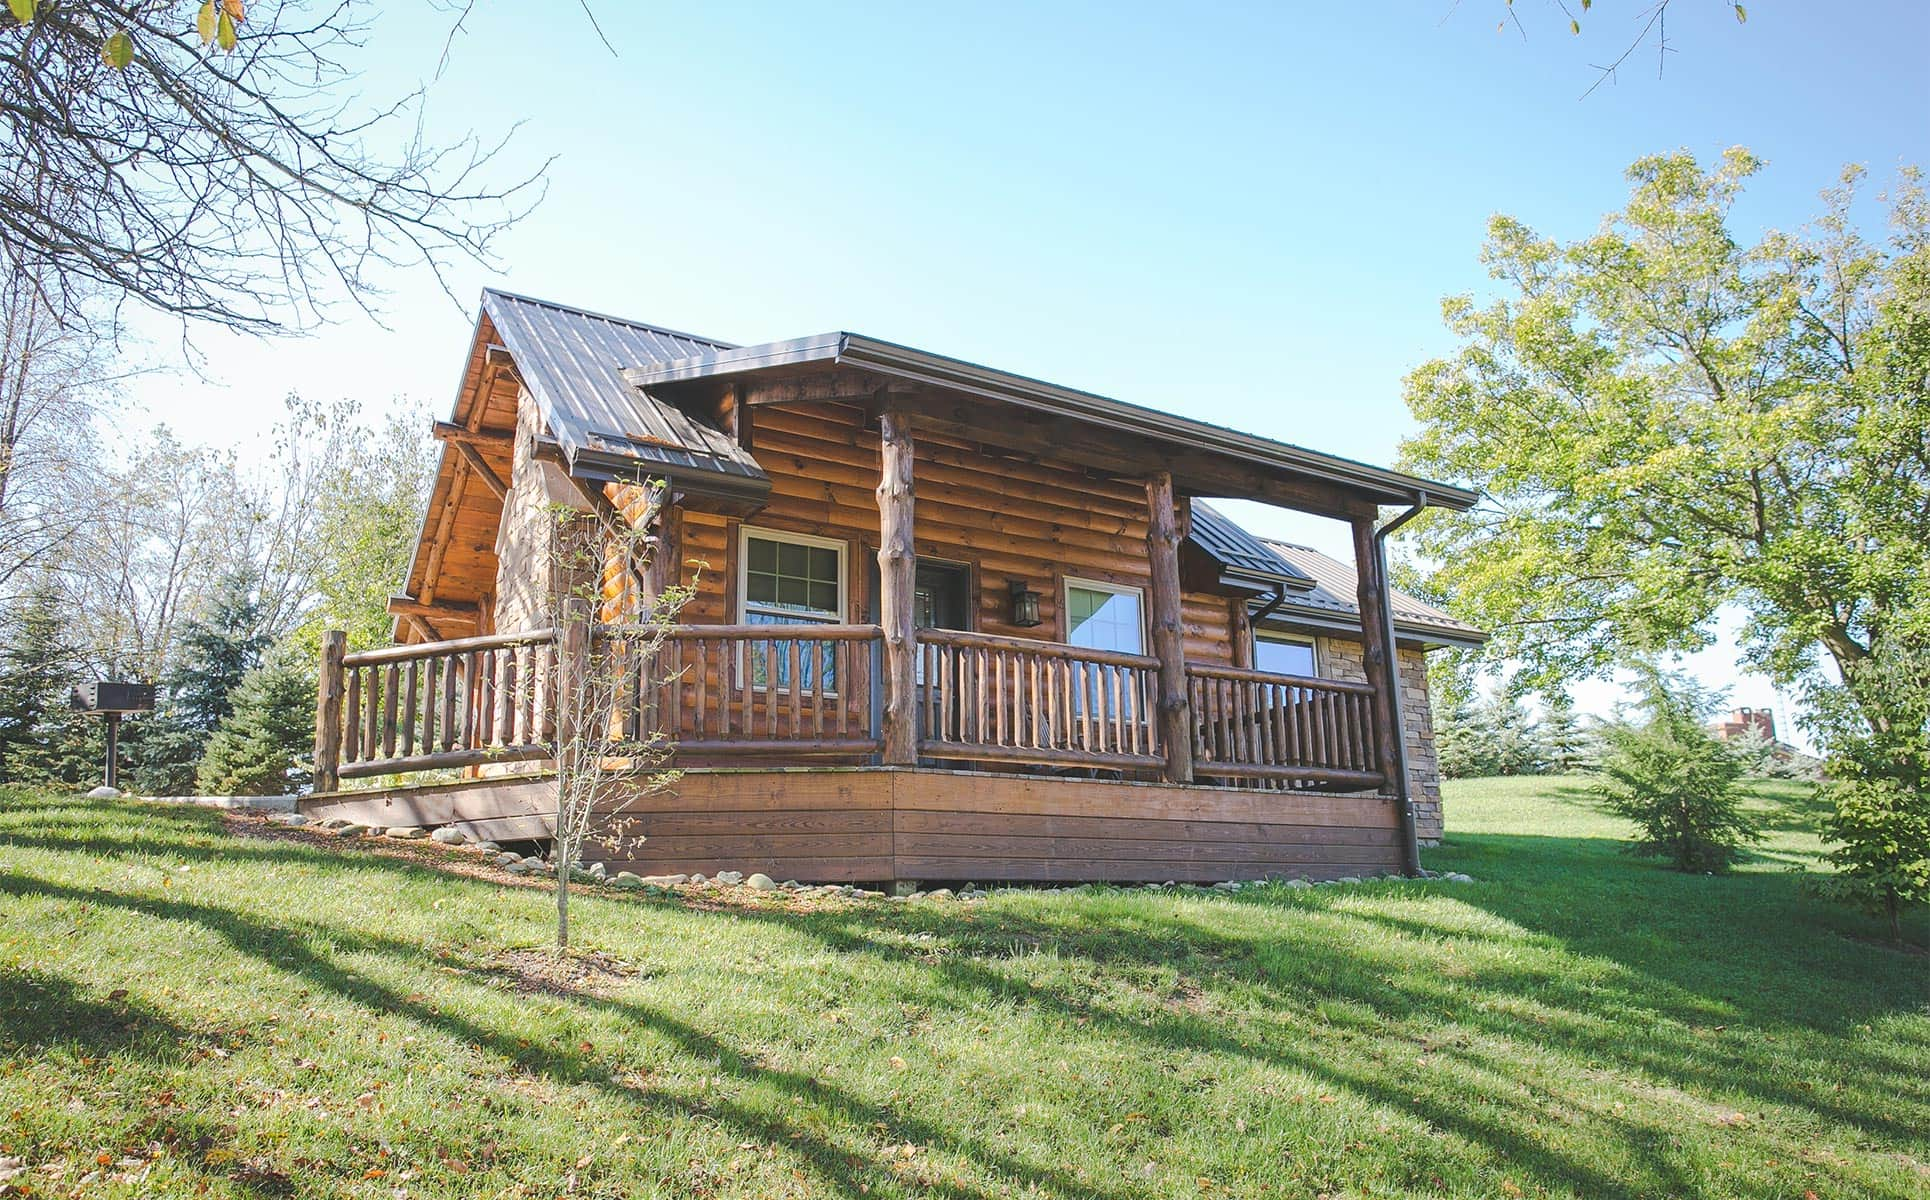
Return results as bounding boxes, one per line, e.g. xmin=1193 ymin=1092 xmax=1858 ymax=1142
xmin=0 ymin=872 xmax=1143 ymax=1200
xmin=0 ymin=964 xmax=197 ymax=1060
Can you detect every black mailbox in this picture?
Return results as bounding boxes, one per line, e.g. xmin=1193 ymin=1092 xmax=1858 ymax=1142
xmin=72 ymin=681 xmax=157 ymax=714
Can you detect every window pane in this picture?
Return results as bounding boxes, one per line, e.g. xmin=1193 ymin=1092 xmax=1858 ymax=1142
xmin=748 ymin=537 xmax=776 ymax=573
xmin=1066 ymin=585 xmax=1143 ymax=655
xmin=810 ymin=547 xmax=838 ymax=582
xmin=778 ymin=541 xmax=808 ymax=576
xmin=1255 ymin=638 xmax=1316 ymax=677
xmin=777 ymin=576 xmax=810 ymax=607
xmin=809 ymin=581 xmax=839 ymax=612
xmin=747 ymin=573 xmax=776 ymax=604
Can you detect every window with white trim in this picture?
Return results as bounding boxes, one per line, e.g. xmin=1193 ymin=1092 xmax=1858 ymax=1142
xmin=1253 ymin=632 xmax=1318 ymax=678
xmin=738 ymin=528 xmax=846 ymax=688
xmin=1064 ymin=578 xmax=1144 ymax=655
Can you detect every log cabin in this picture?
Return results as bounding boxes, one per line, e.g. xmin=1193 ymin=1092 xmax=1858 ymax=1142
xmin=304 ymin=290 xmax=1485 ymax=884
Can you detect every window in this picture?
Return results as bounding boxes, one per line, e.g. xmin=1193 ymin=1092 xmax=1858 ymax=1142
xmin=1064 ymin=579 xmax=1144 ymax=655
xmin=738 ymin=528 xmax=846 ymax=689
xmin=1254 ymin=633 xmax=1317 ymax=678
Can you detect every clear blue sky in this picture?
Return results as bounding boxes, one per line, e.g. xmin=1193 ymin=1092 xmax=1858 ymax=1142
xmin=127 ymin=2 xmax=1929 ymax=742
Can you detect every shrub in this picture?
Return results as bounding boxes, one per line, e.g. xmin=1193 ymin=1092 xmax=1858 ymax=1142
xmin=1596 ymin=676 xmax=1754 ymax=872
xmin=196 ymin=655 xmax=316 ymax=796
xmin=1810 ymin=629 xmax=1930 ymax=943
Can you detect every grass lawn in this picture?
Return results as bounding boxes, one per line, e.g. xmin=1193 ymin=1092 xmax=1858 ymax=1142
xmin=1 ymin=777 xmax=1924 ymax=1199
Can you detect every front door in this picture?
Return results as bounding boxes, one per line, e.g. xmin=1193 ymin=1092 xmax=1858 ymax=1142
xmin=867 ymin=559 xmax=972 ymax=744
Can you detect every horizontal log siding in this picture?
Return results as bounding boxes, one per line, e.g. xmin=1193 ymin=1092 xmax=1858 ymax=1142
xmin=678 ymin=403 xmax=1240 ymax=663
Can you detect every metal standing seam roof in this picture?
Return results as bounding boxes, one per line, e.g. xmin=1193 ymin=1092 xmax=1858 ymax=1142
xmin=1259 ymin=539 xmax=1487 ymax=645
xmin=1189 ymin=502 xmax=1315 ymax=588
xmin=478 ymin=289 xmax=769 ymax=499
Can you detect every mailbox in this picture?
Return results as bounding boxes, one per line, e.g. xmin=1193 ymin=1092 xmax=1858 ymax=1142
xmin=71 ymin=681 xmax=157 ymax=714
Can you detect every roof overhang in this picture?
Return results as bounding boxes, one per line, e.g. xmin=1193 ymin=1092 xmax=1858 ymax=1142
xmin=625 ymin=333 xmax=1479 ymax=513
xmin=1257 ymin=604 xmax=1491 ymax=651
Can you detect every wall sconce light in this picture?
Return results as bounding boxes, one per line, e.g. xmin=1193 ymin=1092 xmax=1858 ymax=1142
xmin=1008 ymin=580 xmax=1043 ymax=628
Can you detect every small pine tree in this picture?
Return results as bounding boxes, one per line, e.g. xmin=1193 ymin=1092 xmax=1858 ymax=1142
xmin=1540 ymin=691 xmax=1590 ymax=774
xmin=1596 ymin=674 xmax=1754 ymax=872
xmin=196 ymin=654 xmax=316 ymax=795
xmin=0 ymin=582 xmax=76 ymax=783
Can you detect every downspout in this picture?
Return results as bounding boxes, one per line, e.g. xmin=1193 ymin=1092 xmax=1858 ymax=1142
xmin=1376 ymin=491 xmax=1428 ymax=876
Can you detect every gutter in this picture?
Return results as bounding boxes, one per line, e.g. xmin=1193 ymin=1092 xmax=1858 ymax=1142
xmin=1375 ymin=492 xmax=1429 ymax=877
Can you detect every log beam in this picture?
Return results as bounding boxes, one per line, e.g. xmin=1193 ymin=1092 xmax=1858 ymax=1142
xmin=1350 ymin=514 xmax=1414 ymax=872
xmin=431 ymin=420 xmax=513 ymax=446
xmin=1145 ymin=471 xmax=1195 ymax=783
xmin=387 ymin=595 xmax=481 ymax=624
xmin=876 ymin=404 xmax=919 ymax=765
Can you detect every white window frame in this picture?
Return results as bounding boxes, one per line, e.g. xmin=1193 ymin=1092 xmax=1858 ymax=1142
xmin=1061 ymin=576 xmax=1147 ymax=656
xmin=735 ymin=526 xmax=848 ymax=695
xmin=1253 ymin=630 xmax=1321 ymax=679
xmin=736 ymin=526 xmax=848 ymax=625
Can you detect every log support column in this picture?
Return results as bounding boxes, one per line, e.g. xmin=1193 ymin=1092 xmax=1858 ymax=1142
xmin=876 ymin=406 xmax=919 ymax=764
xmin=313 ymin=629 xmax=347 ymax=795
xmin=1145 ymin=472 xmax=1195 ymax=784
xmin=1350 ymin=513 xmax=1418 ymax=875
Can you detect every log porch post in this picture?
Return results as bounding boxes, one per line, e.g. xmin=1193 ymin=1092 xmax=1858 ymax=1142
xmin=876 ymin=405 xmax=919 ymax=764
xmin=1350 ymin=513 xmax=1418 ymax=874
xmin=1145 ymin=471 xmax=1195 ymax=783
xmin=313 ymin=629 xmax=346 ymax=795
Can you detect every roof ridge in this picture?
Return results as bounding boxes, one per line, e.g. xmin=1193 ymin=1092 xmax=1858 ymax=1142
xmin=482 ymin=287 xmax=738 ymax=351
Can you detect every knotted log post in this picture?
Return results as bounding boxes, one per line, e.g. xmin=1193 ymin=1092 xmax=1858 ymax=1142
xmin=313 ymin=629 xmax=346 ymax=794
xmin=1350 ymin=513 xmax=1417 ymax=874
xmin=1145 ymin=472 xmax=1195 ymax=783
xmin=876 ymin=405 xmax=919 ymax=764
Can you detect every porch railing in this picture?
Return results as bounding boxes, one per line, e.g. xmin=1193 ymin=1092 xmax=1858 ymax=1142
xmin=325 ymin=629 xmax=558 ymax=782
xmin=316 ymin=625 xmax=1387 ymax=793
xmin=917 ymin=628 xmax=1164 ymax=771
xmin=1186 ymin=663 xmax=1383 ymax=789
xmin=628 ymin=623 xmax=882 ymax=757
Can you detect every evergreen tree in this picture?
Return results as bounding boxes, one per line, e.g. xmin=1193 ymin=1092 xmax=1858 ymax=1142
xmin=1596 ymin=673 xmax=1755 ymax=873
xmin=1540 ymin=691 xmax=1591 ymax=774
xmin=0 ymin=581 xmax=76 ymax=783
xmin=197 ymin=653 xmax=316 ymax=796
xmin=129 ymin=569 xmax=269 ymax=794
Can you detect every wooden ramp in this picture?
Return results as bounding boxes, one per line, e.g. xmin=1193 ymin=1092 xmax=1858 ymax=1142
xmin=302 ymin=768 xmax=1404 ymax=884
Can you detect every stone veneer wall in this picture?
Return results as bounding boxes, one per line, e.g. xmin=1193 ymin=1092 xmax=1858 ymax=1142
xmin=492 ymin=394 xmax=590 ymax=634
xmin=1319 ymin=638 xmax=1445 ymax=844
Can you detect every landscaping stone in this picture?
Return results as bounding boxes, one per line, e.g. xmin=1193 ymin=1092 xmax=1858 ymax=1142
xmin=746 ymin=873 xmax=776 ymax=890
xmin=1338 ymin=876 xmax=1362 ymax=885
xmin=640 ymin=874 xmax=688 ymax=887
xmin=688 ymin=873 xmax=708 ymax=885
xmin=430 ymin=827 xmax=466 ymax=845
xmin=926 ymin=888 xmax=954 ymax=900
xmin=1285 ymin=878 xmax=1313 ymax=890
xmin=780 ymin=879 xmax=801 ymax=890
xmin=319 ymin=818 xmax=354 ymax=830
xmin=715 ymin=870 xmax=744 ymax=886
xmin=1446 ymin=873 xmax=1475 ymax=884
xmin=268 ymin=813 xmax=309 ymax=826
xmin=85 ymin=785 xmax=122 ymax=798
xmin=472 ymin=840 xmax=500 ymax=853
xmin=613 ymin=872 xmax=643 ymax=889
xmin=386 ymin=826 xmax=427 ymax=840
xmin=333 ymin=824 xmax=368 ymax=838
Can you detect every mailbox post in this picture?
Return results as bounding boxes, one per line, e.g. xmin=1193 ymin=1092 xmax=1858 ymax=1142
xmin=70 ymin=682 xmax=157 ymax=791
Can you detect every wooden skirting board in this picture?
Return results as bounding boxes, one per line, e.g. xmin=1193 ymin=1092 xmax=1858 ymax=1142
xmin=302 ymin=768 xmax=1403 ymax=884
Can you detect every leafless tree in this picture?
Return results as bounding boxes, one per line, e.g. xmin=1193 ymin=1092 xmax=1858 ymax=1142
xmin=1 ymin=1 xmax=547 ymax=334
xmin=545 ymin=496 xmax=689 ymax=954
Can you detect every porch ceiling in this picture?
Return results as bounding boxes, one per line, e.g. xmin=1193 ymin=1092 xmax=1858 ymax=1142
xmin=624 ymin=332 xmax=1479 ymax=519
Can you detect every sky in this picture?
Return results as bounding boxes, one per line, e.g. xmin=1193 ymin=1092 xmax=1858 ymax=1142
xmin=117 ymin=2 xmax=1930 ymax=748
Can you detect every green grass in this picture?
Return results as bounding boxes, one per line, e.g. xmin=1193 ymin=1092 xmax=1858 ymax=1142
xmin=1 ymin=777 xmax=1924 ymax=1199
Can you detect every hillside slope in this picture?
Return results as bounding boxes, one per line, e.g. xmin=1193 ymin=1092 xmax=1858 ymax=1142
xmin=1 ymin=778 xmax=1924 ymax=1198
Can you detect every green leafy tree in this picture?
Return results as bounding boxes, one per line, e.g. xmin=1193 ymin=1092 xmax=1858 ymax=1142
xmin=196 ymin=651 xmax=315 ymax=796
xmin=1596 ymin=673 xmax=1754 ymax=872
xmin=1401 ymin=150 xmax=1928 ymax=735
xmin=1401 ymin=150 xmax=1928 ymax=896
